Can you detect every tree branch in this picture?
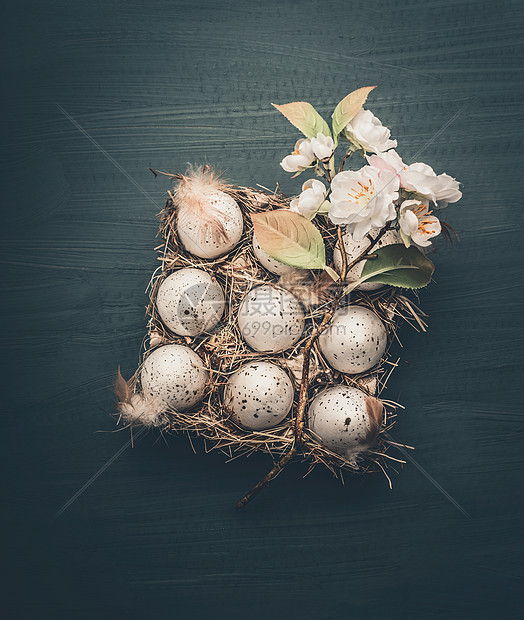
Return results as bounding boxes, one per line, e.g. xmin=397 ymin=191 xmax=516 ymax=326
xmin=235 ymin=221 xmax=394 ymax=510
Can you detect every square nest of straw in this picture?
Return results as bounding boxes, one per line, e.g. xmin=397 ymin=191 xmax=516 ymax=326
xmin=121 ymin=181 xmax=425 ymax=481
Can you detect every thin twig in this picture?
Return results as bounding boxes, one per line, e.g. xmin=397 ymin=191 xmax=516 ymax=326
xmin=338 ymin=150 xmax=353 ymax=173
xmin=149 ymin=168 xmax=183 ymax=181
xmin=235 ymin=220 xmax=397 ymax=510
xmin=344 ymin=221 xmax=393 ymax=275
xmin=337 ymin=227 xmax=347 ymax=279
xmin=234 ymin=447 xmax=297 ymax=510
xmin=236 ymin=224 xmax=350 ymax=509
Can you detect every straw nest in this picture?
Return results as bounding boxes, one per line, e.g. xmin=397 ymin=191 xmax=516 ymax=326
xmin=116 ymin=173 xmax=427 ymax=484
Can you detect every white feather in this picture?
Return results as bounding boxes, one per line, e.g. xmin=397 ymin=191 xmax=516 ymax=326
xmin=118 ymin=393 xmax=168 ymax=427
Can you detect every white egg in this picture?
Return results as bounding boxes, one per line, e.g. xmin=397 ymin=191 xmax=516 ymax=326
xmin=238 ymin=284 xmax=305 ymax=353
xmin=223 ymin=361 xmax=294 ymax=430
xmin=333 ymin=227 xmax=402 ymax=290
xmin=141 ymin=344 xmax=208 ymax=411
xmin=318 ymin=305 xmax=387 ymax=374
xmin=252 ymin=234 xmax=297 ymax=276
xmin=177 ymin=190 xmax=243 ymax=259
xmin=156 ymin=267 xmax=225 ymax=337
xmin=308 ymin=385 xmax=381 ymax=458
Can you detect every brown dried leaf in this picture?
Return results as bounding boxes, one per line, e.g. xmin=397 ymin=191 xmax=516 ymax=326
xmin=114 ymin=367 xmax=131 ymax=403
xmin=278 ymin=269 xmax=334 ymax=307
xmin=362 ymin=396 xmax=384 ymax=445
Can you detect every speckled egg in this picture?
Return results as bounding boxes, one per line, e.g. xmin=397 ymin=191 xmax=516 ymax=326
xmin=223 ymin=361 xmax=294 ymax=430
xmin=237 ymin=284 xmax=305 ymax=353
xmin=318 ymin=305 xmax=387 ymax=374
xmin=140 ymin=344 xmax=208 ymax=411
xmin=177 ymin=190 xmax=243 ymax=259
xmin=308 ymin=385 xmax=381 ymax=458
xmin=252 ymin=234 xmax=297 ymax=276
xmin=156 ymin=267 xmax=225 ymax=337
xmin=333 ymin=227 xmax=402 ymax=290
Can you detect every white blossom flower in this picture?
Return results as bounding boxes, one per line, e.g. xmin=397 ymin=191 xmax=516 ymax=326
xmin=345 ymin=109 xmax=397 ymax=154
xmin=367 ymin=151 xmax=462 ymax=206
xmin=328 ymin=165 xmax=399 ymax=240
xmin=399 ymin=199 xmax=441 ymax=247
xmin=280 ymin=138 xmax=315 ymax=173
xmin=400 ymin=162 xmax=440 ymax=203
xmin=310 ymin=132 xmax=335 ymax=161
xmin=289 ymin=179 xmax=328 ymax=218
xmin=402 ymin=163 xmax=462 ymax=206
xmin=432 ymin=173 xmax=462 ymax=207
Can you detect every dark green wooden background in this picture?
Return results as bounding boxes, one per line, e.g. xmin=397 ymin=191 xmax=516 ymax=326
xmin=3 ymin=1 xmax=524 ymax=618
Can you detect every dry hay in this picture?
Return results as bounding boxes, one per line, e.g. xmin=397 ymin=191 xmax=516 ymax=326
xmin=117 ymin=173 xmax=426 ymax=483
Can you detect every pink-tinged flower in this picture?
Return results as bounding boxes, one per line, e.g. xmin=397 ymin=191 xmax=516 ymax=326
xmin=328 ymin=166 xmax=399 ymax=240
xmin=367 ymin=150 xmax=405 ymax=177
xmin=289 ymin=179 xmax=328 ymax=219
xmin=399 ymin=199 xmax=442 ymax=247
xmin=367 ymin=152 xmax=462 ymax=206
xmin=310 ymin=132 xmax=335 ymax=161
xmin=280 ymin=138 xmax=315 ymax=173
xmin=345 ymin=109 xmax=397 ymax=154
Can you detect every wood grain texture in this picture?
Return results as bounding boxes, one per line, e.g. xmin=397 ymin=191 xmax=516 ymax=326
xmin=2 ymin=0 xmax=524 ymax=618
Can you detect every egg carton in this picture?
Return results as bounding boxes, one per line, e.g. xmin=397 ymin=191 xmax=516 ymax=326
xmin=115 ymin=173 xmax=426 ymax=506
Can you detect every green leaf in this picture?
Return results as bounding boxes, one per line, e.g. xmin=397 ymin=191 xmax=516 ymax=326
xmin=344 ymin=244 xmax=434 ymax=293
xmin=272 ymin=101 xmax=331 ymax=140
xmin=251 ymin=209 xmax=326 ymax=270
xmin=332 ymin=86 xmax=377 ymax=138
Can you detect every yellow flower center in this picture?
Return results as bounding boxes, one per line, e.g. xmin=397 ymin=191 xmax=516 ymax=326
xmin=412 ymin=204 xmax=428 ymax=217
xmin=418 ymin=217 xmax=434 ymax=235
xmin=347 ymin=179 xmax=375 ymax=207
xmin=413 ymin=204 xmax=434 ymax=236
